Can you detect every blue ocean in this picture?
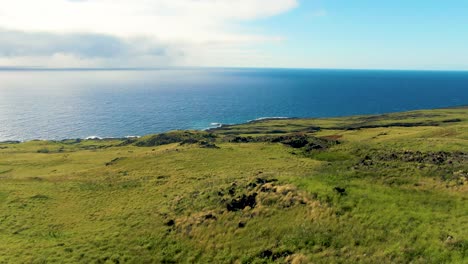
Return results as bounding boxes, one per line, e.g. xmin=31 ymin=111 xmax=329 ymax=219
xmin=0 ymin=68 xmax=467 ymax=141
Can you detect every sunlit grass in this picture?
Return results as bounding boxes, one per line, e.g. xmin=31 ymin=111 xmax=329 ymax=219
xmin=0 ymin=107 xmax=466 ymax=263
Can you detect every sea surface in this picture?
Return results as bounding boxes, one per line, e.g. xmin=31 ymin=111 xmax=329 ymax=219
xmin=0 ymin=68 xmax=467 ymax=141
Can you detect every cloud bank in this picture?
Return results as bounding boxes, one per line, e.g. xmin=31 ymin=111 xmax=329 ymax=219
xmin=0 ymin=0 xmax=298 ymax=67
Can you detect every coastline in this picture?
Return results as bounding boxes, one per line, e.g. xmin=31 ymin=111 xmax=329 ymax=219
xmin=1 ymin=105 xmax=466 ymax=144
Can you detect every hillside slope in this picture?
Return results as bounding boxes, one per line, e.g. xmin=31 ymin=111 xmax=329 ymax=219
xmin=0 ymin=107 xmax=467 ymax=263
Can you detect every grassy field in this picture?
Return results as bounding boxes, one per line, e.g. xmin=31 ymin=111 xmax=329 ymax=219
xmin=0 ymin=107 xmax=467 ymax=263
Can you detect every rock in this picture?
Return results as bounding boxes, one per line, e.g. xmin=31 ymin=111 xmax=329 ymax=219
xmin=259 ymin=249 xmax=293 ymax=260
xmin=204 ymin=213 xmax=217 ymax=220
xmin=165 ymin=220 xmax=175 ymax=226
xmin=247 ymin=182 xmax=257 ymax=188
xmin=226 ymin=193 xmax=257 ymax=211
xmin=255 ymin=177 xmax=277 ymax=185
xmin=259 ymin=250 xmax=273 ymax=259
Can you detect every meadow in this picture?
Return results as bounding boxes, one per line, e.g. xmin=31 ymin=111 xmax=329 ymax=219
xmin=0 ymin=107 xmax=466 ymax=263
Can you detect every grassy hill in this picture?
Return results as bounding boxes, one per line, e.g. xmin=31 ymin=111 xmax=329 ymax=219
xmin=0 ymin=107 xmax=467 ymax=263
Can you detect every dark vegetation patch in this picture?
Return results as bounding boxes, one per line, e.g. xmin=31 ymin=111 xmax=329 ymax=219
xmin=60 ymin=139 xmax=82 ymax=144
xmin=355 ymin=112 xmax=442 ymax=122
xmin=198 ymin=141 xmax=219 ymax=149
xmin=211 ymin=110 xmax=464 ymax=136
xmin=0 ymin=169 xmax=13 ymax=175
xmin=303 ymin=126 xmax=322 ymax=132
xmin=37 ymin=148 xmax=50 ymax=153
xmin=258 ymin=249 xmax=293 ymax=261
xmin=27 ymin=177 xmax=43 ymax=181
xmin=30 ymin=194 xmax=50 ymax=200
xmin=131 ymin=131 xmax=334 ymax=151
xmin=357 ymin=151 xmax=467 ymax=166
xmin=227 ymin=133 xmax=339 ymax=151
xmin=0 ymin=141 xmax=20 ymax=144
xmin=331 ymin=119 xmax=462 ymax=130
xmin=353 ymin=149 xmax=468 ymax=184
xmin=333 ymin=187 xmax=347 ymax=196
xmin=105 ymin=157 xmax=127 ymax=166
xmin=442 ymin=118 xmax=463 ymax=123
xmin=36 ymin=146 xmax=65 ymax=153
xmin=181 ymin=139 xmax=219 ymax=149
xmin=78 ymin=144 xmax=113 ymax=150
xmin=134 ymin=131 xmax=217 ymax=147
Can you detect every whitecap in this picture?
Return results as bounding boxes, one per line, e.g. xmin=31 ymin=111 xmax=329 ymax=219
xmin=209 ymin=122 xmax=223 ymax=127
xmin=250 ymin=117 xmax=290 ymax=122
xmin=85 ymin=136 xmax=102 ymax=140
xmin=125 ymin=135 xmax=140 ymax=139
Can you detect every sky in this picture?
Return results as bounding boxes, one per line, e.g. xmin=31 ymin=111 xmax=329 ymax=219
xmin=0 ymin=0 xmax=467 ymax=70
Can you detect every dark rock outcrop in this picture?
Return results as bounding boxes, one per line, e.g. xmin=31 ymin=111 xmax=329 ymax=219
xmin=226 ymin=193 xmax=257 ymax=211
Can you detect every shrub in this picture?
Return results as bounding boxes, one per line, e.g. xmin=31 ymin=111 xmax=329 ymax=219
xmin=37 ymin=148 xmax=50 ymax=153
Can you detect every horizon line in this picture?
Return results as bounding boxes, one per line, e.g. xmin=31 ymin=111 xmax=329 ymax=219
xmin=0 ymin=66 xmax=467 ymax=73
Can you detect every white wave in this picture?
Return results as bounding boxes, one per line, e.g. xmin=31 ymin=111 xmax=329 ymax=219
xmin=209 ymin=122 xmax=223 ymax=127
xmin=85 ymin=136 xmax=102 ymax=140
xmin=250 ymin=116 xmax=290 ymax=122
xmin=201 ymin=122 xmax=224 ymax=131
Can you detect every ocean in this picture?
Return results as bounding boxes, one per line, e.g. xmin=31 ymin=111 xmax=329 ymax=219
xmin=0 ymin=68 xmax=467 ymax=141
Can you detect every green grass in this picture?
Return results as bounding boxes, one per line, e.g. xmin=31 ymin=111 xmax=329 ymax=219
xmin=0 ymin=107 xmax=467 ymax=263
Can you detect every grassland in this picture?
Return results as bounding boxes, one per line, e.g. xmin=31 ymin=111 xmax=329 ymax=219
xmin=0 ymin=107 xmax=467 ymax=263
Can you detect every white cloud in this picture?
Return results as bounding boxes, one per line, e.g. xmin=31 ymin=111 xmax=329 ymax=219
xmin=0 ymin=0 xmax=297 ymax=43
xmin=0 ymin=28 xmax=184 ymax=67
xmin=0 ymin=0 xmax=298 ymax=67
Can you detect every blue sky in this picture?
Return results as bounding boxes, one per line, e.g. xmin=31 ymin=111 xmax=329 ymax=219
xmin=0 ymin=0 xmax=467 ymax=70
xmin=246 ymin=0 xmax=468 ymax=70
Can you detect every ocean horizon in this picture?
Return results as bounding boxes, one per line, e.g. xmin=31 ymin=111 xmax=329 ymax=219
xmin=1 ymin=68 xmax=467 ymax=141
